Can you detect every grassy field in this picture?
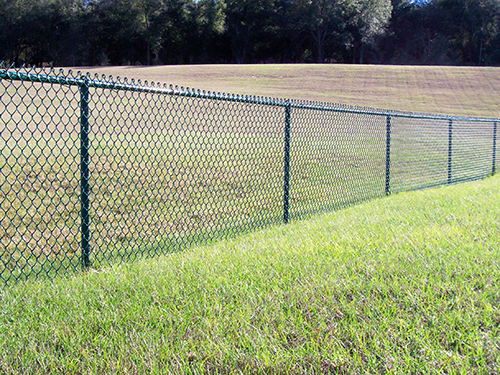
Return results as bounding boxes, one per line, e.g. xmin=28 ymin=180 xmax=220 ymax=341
xmin=76 ymin=64 xmax=500 ymax=118
xmin=0 ymin=175 xmax=499 ymax=374
xmin=1 ymin=65 xmax=498 ymax=281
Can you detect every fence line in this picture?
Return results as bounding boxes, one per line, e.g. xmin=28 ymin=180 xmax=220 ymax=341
xmin=2 ymin=67 xmax=498 ymax=122
xmin=1 ymin=64 xmax=499 ymax=283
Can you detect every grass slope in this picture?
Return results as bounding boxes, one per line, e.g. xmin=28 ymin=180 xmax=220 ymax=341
xmin=76 ymin=64 xmax=500 ymax=118
xmin=1 ymin=175 xmax=499 ymax=374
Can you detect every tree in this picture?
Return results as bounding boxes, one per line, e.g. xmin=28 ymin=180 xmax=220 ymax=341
xmin=224 ymin=0 xmax=277 ymax=63
xmin=346 ymin=0 xmax=393 ymax=63
xmin=137 ymin=0 xmax=162 ymax=65
xmin=291 ymin=0 xmax=350 ymax=63
xmin=383 ymin=0 xmax=448 ymax=64
xmin=185 ymin=0 xmax=226 ymax=63
xmin=437 ymin=0 xmax=500 ymax=64
xmin=153 ymin=0 xmax=192 ymax=64
xmin=1 ymin=0 xmax=499 ymax=66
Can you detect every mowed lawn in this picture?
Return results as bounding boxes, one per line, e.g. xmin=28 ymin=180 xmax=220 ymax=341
xmin=1 ymin=175 xmax=499 ymax=374
xmin=77 ymin=64 xmax=500 ymax=118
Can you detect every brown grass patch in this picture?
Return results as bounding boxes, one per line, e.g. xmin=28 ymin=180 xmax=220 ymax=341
xmin=72 ymin=64 xmax=500 ymax=118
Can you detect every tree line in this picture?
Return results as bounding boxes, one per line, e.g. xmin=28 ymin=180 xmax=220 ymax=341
xmin=1 ymin=0 xmax=499 ymax=67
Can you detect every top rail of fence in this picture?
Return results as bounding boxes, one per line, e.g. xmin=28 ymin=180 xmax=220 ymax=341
xmin=1 ymin=64 xmax=498 ymax=123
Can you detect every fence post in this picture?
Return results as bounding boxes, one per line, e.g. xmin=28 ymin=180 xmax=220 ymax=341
xmin=448 ymin=119 xmax=453 ymax=184
xmin=283 ymin=102 xmax=291 ymax=224
xmin=493 ymin=121 xmax=497 ymax=175
xmin=385 ymin=115 xmax=392 ymax=196
xmin=80 ymin=79 xmax=91 ymax=268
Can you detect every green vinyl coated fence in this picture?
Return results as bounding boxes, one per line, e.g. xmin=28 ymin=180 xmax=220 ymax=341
xmin=1 ymin=64 xmax=499 ymax=284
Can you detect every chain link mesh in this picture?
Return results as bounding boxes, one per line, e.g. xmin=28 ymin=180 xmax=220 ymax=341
xmin=1 ymin=64 xmax=498 ymax=283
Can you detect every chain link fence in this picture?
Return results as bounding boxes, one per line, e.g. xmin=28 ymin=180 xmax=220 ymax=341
xmin=1 ymin=64 xmax=498 ymax=283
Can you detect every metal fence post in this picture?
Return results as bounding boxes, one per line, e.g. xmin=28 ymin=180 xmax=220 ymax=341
xmin=493 ymin=121 xmax=497 ymax=175
xmin=385 ymin=115 xmax=392 ymax=196
xmin=283 ymin=102 xmax=291 ymax=224
xmin=80 ymin=79 xmax=91 ymax=268
xmin=448 ymin=119 xmax=453 ymax=184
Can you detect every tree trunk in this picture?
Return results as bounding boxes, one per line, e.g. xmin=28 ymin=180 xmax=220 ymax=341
xmin=316 ymin=39 xmax=324 ymax=63
xmin=147 ymin=39 xmax=150 ymax=65
xmin=311 ymin=28 xmax=326 ymax=63
xmin=478 ymin=37 xmax=483 ymax=66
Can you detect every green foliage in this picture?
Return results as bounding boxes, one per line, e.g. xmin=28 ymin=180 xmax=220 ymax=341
xmin=438 ymin=0 xmax=500 ymax=64
xmin=0 ymin=0 xmax=499 ymax=65
xmin=386 ymin=0 xmax=500 ymax=64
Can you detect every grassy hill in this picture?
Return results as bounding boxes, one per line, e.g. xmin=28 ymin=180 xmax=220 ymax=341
xmin=77 ymin=64 xmax=500 ymax=118
xmin=2 ymin=63 xmax=499 ymax=373
xmin=1 ymin=175 xmax=499 ymax=374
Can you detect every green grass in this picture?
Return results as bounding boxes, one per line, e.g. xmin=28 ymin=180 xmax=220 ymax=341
xmin=1 ymin=175 xmax=499 ymax=374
